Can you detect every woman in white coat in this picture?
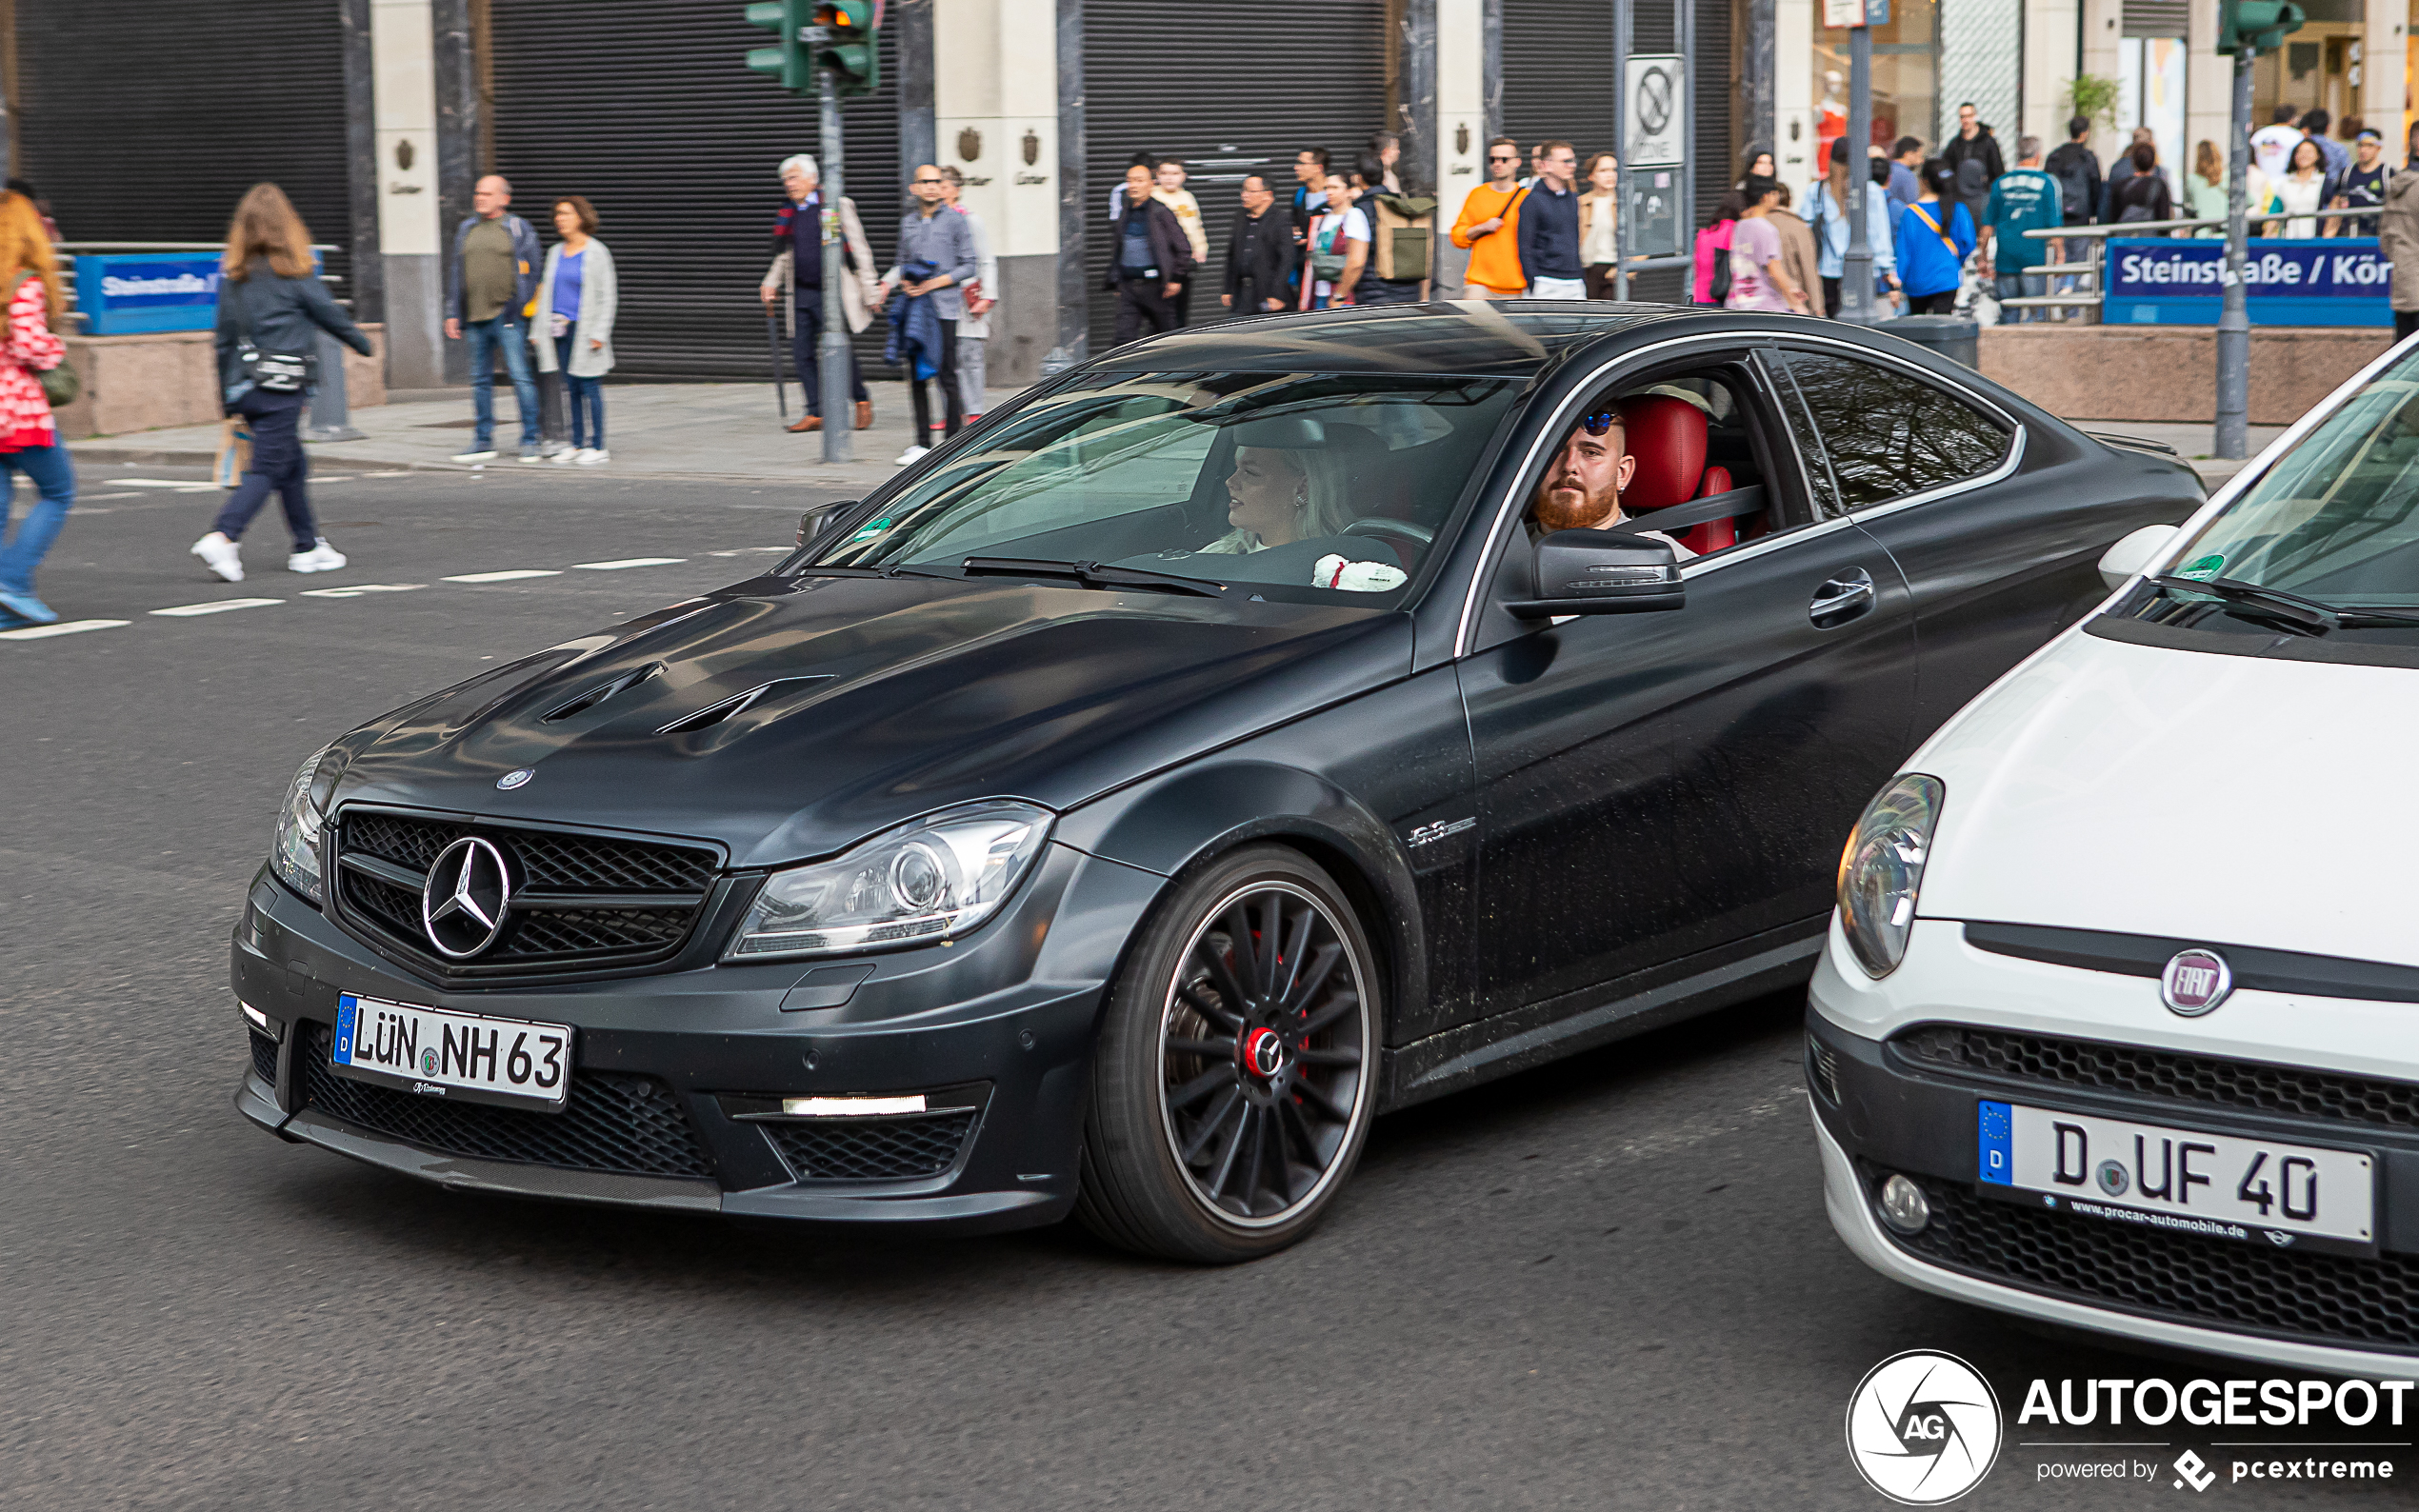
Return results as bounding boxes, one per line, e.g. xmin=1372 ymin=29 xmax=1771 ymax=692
xmin=532 ymin=195 xmax=616 ymax=465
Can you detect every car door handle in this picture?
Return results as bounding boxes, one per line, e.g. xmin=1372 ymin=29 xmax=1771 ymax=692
xmin=1809 ymin=567 xmax=1876 ymax=627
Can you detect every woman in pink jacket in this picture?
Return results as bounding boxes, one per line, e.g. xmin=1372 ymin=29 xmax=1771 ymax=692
xmin=0 ymin=189 xmax=73 ymax=627
xmin=1690 ymin=189 xmax=1748 ymax=305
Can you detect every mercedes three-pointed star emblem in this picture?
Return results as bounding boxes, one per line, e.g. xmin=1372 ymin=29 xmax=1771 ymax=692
xmin=421 ymin=836 xmax=513 ymax=959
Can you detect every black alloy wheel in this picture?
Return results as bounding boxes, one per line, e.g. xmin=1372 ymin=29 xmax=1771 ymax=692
xmin=1077 ymin=846 xmax=1378 ymax=1263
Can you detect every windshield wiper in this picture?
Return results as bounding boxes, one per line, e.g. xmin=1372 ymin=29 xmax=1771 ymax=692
xmin=956 ymin=556 xmax=1226 ymax=598
xmin=2149 ymin=575 xmax=2419 ymax=635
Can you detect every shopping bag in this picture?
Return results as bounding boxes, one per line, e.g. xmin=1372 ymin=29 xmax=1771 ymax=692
xmin=214 ymin=418 xmax=252 ymax=488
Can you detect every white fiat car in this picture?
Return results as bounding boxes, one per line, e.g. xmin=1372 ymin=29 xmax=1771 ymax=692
xmin=1809 ymin=341 xmax=2419 ymax=1376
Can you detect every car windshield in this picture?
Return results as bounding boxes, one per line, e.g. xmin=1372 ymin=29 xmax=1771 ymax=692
xmin=810 ymin=370 xmax=1522 ymax=604
xmin=2174 ymin=349 xmax=2419 ymax=608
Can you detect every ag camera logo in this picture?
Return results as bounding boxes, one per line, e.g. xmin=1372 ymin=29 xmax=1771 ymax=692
xmin=1846 ymin=1350 xmax=2003 ymax=1504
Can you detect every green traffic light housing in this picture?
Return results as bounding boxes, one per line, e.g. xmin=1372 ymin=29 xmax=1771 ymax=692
xmin=813 ymin=0 xmax=883 ymax=96
xmin=2218 ymin=0 xmax=2305 ymax=54
xmin=745 ymin=0 xmax=814 ymax=91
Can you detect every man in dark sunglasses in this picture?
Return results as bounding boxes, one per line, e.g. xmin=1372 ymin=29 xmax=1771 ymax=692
xmin=1528 ymin=404 xmax=1695 ymax=558
xmin=1450 ymin=134 xmax=1531 ymax=300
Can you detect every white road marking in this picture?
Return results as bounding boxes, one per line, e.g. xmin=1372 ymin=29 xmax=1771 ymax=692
xmin=443 ymin=569 xmax=563 ymax=583
xmin=84 ymin=491 xmax=143 ymax=501
xmin=0 ymin=618 xmax=130 ymax=642
xmin=571 ymin=557 xmax=686 ymax=570
xmin=300 ymin=584 xmax=428 ymax=599
xmin=104 ymin=478 xmax=222 ymax=492
xmin=708 ymin=547 xmax=796 ymax=556
xmin=150 ymin=598 xmax=284 ymax=618
xmin=364 ymin=470 xmax=410 ymax=477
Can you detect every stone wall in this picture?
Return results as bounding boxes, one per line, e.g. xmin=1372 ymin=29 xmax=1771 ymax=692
xmin=1979 ymin=325 xmax=2391 ymax=426
xmin=52 ymin=326 xmax=386 ymax=438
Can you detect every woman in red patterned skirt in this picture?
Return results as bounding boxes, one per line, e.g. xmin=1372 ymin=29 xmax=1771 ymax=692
xmin=0 ymin=190 xmax=75 ymax=627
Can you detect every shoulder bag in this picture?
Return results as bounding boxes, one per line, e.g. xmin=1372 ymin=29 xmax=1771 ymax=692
xmin=12 ymin=271 xmax=76 ymax=408
xmin=229 ymin=272 xmax=313 ymax=402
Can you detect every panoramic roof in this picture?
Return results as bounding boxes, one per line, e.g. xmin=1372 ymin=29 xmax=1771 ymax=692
xmin=1087 ymin=301 xmax=1686 ymax=377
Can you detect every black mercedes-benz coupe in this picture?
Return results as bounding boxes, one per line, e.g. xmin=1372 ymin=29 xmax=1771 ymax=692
xmin=233 ymin=303 xmax=2202 ymax=1261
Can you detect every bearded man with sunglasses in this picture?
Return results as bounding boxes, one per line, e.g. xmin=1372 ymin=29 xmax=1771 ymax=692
xmin=1528 ymin=405 xmax=1697 ymax=558
xmin=1450 ymin=136 xmax=1531 ymax=299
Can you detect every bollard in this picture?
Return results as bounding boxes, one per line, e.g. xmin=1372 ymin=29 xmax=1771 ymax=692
xmin=306 ymin=328 xmax=366 ymax=442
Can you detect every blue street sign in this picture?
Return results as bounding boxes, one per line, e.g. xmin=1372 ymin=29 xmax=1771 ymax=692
xmin=2102 ymin=236 xmax=2392 ymax=327
xmin=73 ymin=252 xmax=224 ymax=335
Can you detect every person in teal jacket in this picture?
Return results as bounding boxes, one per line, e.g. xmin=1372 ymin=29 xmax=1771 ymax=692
xmin=1895 ymin=159 xmax=1977 ymax=313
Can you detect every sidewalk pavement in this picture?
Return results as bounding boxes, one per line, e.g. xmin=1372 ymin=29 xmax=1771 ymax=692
xmin=68 ymin=379 xmax=1028 ymax=492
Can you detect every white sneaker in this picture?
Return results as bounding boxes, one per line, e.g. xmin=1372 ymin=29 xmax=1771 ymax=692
xmin=191 ymin=531 xmax=244 ymax=583
xmin=450 ymin=448 xmax=499 ymax=464
xmin=289 ymin=540 xmax=347 ymax=573
xmin=894 ymin=445 xmax=930 ymax=466
xmin=518 ymin=448 xmax=546 ymax=464
xmin=551 ymin=445 xmax=577 ymax=465
xmin=574 ymin=448 xmax=610 ymax=466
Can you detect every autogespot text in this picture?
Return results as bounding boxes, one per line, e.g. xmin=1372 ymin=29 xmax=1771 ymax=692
xmin=2019 ymin=1376 xmax=2413 ymax=1428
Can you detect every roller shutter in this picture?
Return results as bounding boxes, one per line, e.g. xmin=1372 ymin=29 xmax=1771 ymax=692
xmin=15 ymin=0 xmax=353 ymax=306
xmin=487 ymin=0 xmax=903 ymax=379
xmin=1081 ymin=0 xmax=1386 ymax=353
xmin=1499 ymin=0 xmax=1617 ymax=166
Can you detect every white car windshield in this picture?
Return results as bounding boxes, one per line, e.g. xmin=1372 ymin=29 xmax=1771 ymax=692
xmin=2179 ymin=358 xmax=2419 ymax=607
xmin=811 ymin=371 xmax=1521 ymax=603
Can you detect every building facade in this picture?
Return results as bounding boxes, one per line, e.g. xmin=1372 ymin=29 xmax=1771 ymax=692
xmin=7 ymin=0 xmax=2408 ymax=392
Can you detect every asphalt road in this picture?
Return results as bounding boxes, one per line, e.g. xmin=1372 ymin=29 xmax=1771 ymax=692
xmin=0 ymin=465 xmax=2393 ymax=1509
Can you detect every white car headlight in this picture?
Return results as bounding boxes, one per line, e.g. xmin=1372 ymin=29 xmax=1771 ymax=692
xmin=272 ymin=748 xmax=330 ymax=905
xmin=1837 ymin=773 xmax=1944 ymax=978
xmin=727 ymin=800 xmax=1053 ymax=961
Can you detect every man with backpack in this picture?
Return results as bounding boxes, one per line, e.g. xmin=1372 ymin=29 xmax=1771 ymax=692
xmin=2042 ymin=117 xmax=2100 ymax=300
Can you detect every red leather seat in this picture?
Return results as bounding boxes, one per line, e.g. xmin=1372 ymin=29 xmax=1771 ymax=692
xmin=1616 ymin=395 xmax=1739 ymax=555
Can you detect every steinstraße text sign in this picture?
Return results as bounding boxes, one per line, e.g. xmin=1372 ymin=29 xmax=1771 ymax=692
xmin=74 ymin=252 xmax=223 ymax=335
xmin=2103 ymin=236 xmax=2391 ymax=327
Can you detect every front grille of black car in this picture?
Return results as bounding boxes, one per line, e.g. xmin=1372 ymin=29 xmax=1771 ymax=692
xmin=763 ymin=1112 xmax=979 ymax=1182
xmin=1875 ymin=1167 xmax=2419 ymax=1353
xmin=296 ymin=1023 xmax=716 ymax=1180
xmin=249 ymin=1029 xmax=279 ymax=1087
xmin=1894 ymin=1025 xmax=2419 ymax=1135
xmin=332 ymin=808 xmax=721 ymax=976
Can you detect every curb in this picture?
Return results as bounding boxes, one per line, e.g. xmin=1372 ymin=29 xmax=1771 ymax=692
xmin=67 ymin=442 xmax=901 ymax=489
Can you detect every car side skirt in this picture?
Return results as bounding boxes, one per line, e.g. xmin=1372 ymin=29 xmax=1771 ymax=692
xmin=1379 ymin=918 xmax=1824 ymax=1111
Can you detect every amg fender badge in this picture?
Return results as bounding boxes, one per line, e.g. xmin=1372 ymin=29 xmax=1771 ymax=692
xmin=1405 ymin=817 xmax=1475 ymax=847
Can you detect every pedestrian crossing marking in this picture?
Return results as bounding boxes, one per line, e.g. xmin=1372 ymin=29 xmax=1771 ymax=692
xmin=443 ymin=569 xmax=564 ymax=582
xmin=151 ymin=599 xmax=285 ymax=617
xmin=571 ymin=558 xmax=686 ymax=570
xmin=0 ymin=618 xmax=130 ymax=641
xmin=300 ymin=584 xmax=429 ymax=598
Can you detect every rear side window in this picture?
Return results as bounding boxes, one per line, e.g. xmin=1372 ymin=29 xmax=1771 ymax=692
xmin=1777 ymin=350 xmax=2012 ymax=511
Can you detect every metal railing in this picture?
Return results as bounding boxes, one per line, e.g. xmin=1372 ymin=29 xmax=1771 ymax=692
xmin=2003 ymin=209 xmax=2383 ymax=322
xmin=53 ymin=242 xmax=347 ymax=324
xmin=53 ymin=241 xmax=361 ymax=440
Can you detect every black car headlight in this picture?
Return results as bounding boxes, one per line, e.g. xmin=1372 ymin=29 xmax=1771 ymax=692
xmin=727 ymin=801 xmax=1054 ymax=961
xmin=271 ymin=748 xmax=332 ymax=905
xmin=1836 ymin=773 xmax=1944 ymax=978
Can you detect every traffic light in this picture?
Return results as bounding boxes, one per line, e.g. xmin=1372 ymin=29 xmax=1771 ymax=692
xmin=812 ymin=0 xmax=883 ymax=97
xmin=2218 ymin=0 xmax=2305 ymax=54
xmin=745 ymin=0 xmax=813 ymax=91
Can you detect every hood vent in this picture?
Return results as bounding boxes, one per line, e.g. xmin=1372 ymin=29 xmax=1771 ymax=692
xmin=540 ymin=662 xmax=662 ymax=723
xmin=657 ymin=676 xmax=831 ymax=735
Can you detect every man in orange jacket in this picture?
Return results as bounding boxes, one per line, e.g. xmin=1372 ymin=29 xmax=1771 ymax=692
xmin=1451 ymin=136 xmax=1530 ymax=298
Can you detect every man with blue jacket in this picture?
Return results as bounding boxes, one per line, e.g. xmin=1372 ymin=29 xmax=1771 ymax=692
xmin=444 ymin=174 xmax=545 ymax=464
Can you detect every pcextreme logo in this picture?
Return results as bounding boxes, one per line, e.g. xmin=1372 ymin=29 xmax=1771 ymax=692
xmin=1846 ymin=1350 xmax=2004 ymax=1504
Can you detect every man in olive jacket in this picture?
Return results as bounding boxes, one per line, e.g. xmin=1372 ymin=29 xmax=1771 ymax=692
xmin=2378 ymin=162 xmax=2419 ymax=341
xmin=443 ymin=173 xmax=545 ymax=461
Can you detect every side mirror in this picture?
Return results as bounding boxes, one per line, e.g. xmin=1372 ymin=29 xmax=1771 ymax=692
xmin=1506 ymin=528 xmax=1687 ymax=618
xmin=2098 ymin=523 xmax=2181 ymax=590
xmin=797 ymin=500 xmax=859 ymax=549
